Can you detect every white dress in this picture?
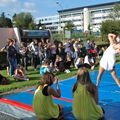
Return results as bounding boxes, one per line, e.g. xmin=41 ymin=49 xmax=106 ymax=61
xmin=100 ymin=44 xmax=117 ymax=70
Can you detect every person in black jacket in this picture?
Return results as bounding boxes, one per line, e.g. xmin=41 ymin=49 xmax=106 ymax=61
xmin=7 ymin=39 xmax=17 ymax=75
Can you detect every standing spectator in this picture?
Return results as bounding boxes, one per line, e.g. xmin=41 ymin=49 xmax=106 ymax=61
xmin=3 ymin=39 xmax=17 ymax=76
xmin=29 ymin=39 xmax=39 ymax=70
xmin=56 ymin=42 xmax=66 ymax=61
xmin=19 ymin=42 xmax=28 ymax=71
xmin=72 ymin=67 xmax=104 ymax=120
xmin=33 ymin=72 xmax=64 ymax=120
xmin=85 ymin=40 xmax=91 ymax=51
xmin=50 ymin=43 xmax=57 ymax=67
xmin=44 ymin=44 xmax=52 ymax=61
xmin=13 ymin=38 xmax=20 ymax=64
xmin=38 ymin=41 xmax=44 ymax=65
xmin=73 ymin=39 xmax=79 ymax=63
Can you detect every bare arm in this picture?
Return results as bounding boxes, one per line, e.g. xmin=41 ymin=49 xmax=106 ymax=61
xmin=48 ymin=77 xmax=61 ymax=98
xmin=108 ymin=33 xmax=117 ymax=45
xmin=113 ymin=43 xmax=120 ymax=50
xmin=48 ymin=86 xmax=61 ymax=98
xmin=0 ymin=46 xmax=6 ymax=52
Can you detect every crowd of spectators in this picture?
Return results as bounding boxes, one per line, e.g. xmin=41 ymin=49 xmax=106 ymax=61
xmin=0 ymin=37 xmax=106 ymax=81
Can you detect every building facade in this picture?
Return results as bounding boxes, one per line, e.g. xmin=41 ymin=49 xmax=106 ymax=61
xmin=36 ymin=1 xmax=120 ymax=33
xmin=35 ymin=15 xmax=59 ymax=33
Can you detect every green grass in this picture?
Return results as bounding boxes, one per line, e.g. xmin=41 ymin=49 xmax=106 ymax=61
xmin=1 ymin=55 xmax=120 ymax=93
xmin=0 ymin=67 xmax=78 ymax=93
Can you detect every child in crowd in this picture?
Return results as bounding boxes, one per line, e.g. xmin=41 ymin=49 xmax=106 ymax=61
xmin=33 ymin=72 xmax=64 ymax=120
xmin=97 ymin=33 xmax=120 ymax=87
xmin=13 ymin=64 xmax=29 ymax=81
xmin=72 ymin=67 xmax=104 ymax=120
xmin=40 ymin=59 xmax=50 ymax=76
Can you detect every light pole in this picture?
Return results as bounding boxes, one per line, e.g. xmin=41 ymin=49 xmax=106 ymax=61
xmin=56 ymin=1 xmax=63 ymax=32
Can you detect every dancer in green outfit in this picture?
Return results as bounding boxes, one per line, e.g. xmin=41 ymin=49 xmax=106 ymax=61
xmin=33 ymin=72 xmax=64 ymax=120
xmin=72 ymin=67 xmax=104 ymax=120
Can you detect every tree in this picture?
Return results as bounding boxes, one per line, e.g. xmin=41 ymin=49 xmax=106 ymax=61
xmin=100 ymin=20 xmax=120 ymax=41
xmin=101 ymin=3 xmax=120 ymax=41
xmin=0 ymin=12 xmax=12 ymax=27
xmin=101 ymin=20 xmax=120 ymax=35
xmin=109 ymin=3 xmax=120 ymax=20
xmin=64 ymin=21 xmax=75 ymax=31
xmin=12 ymin=12 xmax=35 ymax=29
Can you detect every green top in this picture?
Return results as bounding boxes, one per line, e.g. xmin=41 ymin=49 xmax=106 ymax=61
xmin=72 ymin=83 xmax=103 ymax=120
xmin=33 ymin=85 xmax=59 ymax=119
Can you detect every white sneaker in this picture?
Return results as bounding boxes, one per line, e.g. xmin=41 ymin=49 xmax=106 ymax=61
xmin=26 ymin=78 xmax=29 ymax=81
xmin=91 ymin=65 xmax=95 ymax=70
xmin=65 ymin=69 xmax=70 ymax=73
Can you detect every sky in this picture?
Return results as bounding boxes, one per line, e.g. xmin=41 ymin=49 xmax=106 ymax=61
xmin=0 ymin=0 xmax=119 ymax=19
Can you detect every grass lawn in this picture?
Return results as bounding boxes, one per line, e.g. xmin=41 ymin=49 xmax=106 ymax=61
xmin=0 ymin=67 xmax=78 ymax=93
xmin=1 ymin=55 xmax=120 ymax=94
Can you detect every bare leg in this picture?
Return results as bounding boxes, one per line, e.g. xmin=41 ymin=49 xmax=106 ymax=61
xmin=6 ymin=66 xmax=9 ymax=75
xmin=110 ymin=69 xmax=120 ymax=87
xmin=96 ymin=66 xmax=105 ymax=86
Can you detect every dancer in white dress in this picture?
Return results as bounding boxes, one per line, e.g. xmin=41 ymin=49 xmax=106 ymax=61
xmin=96 ymin=33 xmax=120 ymax=87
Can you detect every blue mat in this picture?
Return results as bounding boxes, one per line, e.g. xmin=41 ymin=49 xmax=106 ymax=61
xmin=2 ymin=64 xmax=120 ymax=120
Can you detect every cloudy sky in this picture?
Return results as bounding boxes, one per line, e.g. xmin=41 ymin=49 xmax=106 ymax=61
xmin=0 ymin=0 xmax=118 ymax=19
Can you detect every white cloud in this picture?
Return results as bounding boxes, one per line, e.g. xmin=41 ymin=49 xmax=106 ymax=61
xmin=0 ymin=0 xmax=17 ymax=7
xmin=0 ymin=0 xmax=17 ymax=5
xmin=21 ymin=8 xmax=37 ymax=14
xmin=24 ymin=2 xmax=35 ymax=9
xmin=20 ymin=2 xmax=37 ymax=14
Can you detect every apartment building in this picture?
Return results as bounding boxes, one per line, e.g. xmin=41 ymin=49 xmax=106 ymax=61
xmin=36 ymin=1 xmax=120 ymax=33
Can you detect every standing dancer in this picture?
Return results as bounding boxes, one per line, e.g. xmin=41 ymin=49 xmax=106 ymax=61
xmin=96 ymin=33 xmax=120 ymax=87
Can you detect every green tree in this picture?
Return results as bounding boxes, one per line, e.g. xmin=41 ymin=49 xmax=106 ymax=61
xmin=101 ymin=20 xmax=120 ymax=34
xmin=0 ymin=12 xmax=12 ymax=27
xmin=52 ymin=33 xmax=64 ymax=41
xmin=101 ymin=20 xmax=120 ymax=41
xmin=64 ymin=21 xmax=75 ymax=31
xmin=12 ymin=12 xmax=35 ymax=29
xmin=109 ymin=3 xmax=120 ymax=20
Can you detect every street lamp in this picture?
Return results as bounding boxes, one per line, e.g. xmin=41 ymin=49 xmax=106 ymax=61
xmin=56 ymin=1 xmax=64 ymax=39
xmin=56 ymin=1 xmax=64 ymax=31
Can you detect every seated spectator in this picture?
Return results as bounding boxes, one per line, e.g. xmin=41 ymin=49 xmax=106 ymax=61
xmin=65 ymin=54 xmax=72 ymax=70
xmin=33 ymin=72 xmax=64 ymax=120
xmin=55 ymin=55 xmax=65 ymax=72
xmin=0 ymin=73 xmax=9 ymax=85
xmin=40 ymin=59 xmax=50 ymax=76
xmin=55 ymin=55 xmax=70 ymax=73
xmin=78 ymin=52 xmax=98 ymax=70
xmin=75 ymin=57 xmax=84 ymax=69
xmin=72 ymin=68 xmax=104 ymax=120
xmin=13 ymin=64 xmax=29 ymax=81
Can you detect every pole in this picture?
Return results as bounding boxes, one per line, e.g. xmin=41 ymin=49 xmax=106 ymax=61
xmin=56 ymin=1 xmax=64 ymax=40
